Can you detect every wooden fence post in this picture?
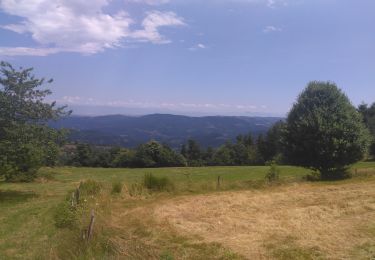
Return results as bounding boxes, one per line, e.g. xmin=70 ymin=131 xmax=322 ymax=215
xmin=75 ymin=187 xmax=80 ymax=205
xmin=87 ymin=209 xmax=95 ymax=240
xmin=217 ymin=175 xmax=221 ymax=190
xmin=71 ymin=192 xmax=75 ymax=207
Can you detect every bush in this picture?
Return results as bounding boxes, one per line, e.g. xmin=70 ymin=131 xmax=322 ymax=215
xmin=36 ymin=168 xmax=56 ymax=181
xmin=54 ymin=202 xmax=77 ymax=229
xmin=111 ymin=180 xmax=123 ymax=194
xmin=265 ymin=161 xmax=280 ymax=182
xmin=143 ymin=173 xmax=174 ymax=191
xmin=320 ymin=167 xmax=352 ymax=181
xmin=79 ymin=179 xmax=102 ymax=196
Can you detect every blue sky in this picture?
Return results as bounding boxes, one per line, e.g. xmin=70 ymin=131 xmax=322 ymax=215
xmin=0 ymin=0 xmax=374 ymax=116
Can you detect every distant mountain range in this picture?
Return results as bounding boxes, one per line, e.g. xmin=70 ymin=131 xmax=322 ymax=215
xmin=51 ymin=114 xmax=283 ymax=148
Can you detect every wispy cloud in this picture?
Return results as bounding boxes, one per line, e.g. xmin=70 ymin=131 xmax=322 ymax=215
xmin=0 ymin=47 xmax=61 ymax=57
xmin=0 ymin=0 xmax=184 ymax=56
xmin=126 ymin=0 xmax=171 ymax=5
xmin=263 ymin=25 xmax=282 ymax=33
xmin=131 ymin=11 xmax=185 ymax=44
xmin=57 ymin=96 xmax=262 ymax=112
xmin=188 ymin=43 xmax=207 ymax=51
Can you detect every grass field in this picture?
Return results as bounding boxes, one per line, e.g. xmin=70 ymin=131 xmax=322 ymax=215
xmin=1 ymin=162 xmax=375 ymax=259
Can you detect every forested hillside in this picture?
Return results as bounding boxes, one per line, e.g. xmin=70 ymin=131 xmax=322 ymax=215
xmin=51 ymin=114 xmax=282 ymax=148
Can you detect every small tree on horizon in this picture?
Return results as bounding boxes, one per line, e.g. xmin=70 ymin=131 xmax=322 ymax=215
xmin=283 ymin=81 xmax=370 ymax=180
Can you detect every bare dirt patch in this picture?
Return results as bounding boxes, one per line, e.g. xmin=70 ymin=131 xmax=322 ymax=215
xmin=154 ymin=180 xmax=375 ymax=259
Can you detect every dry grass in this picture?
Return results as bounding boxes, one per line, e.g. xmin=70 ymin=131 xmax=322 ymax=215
xmin=105 ymin=194 xmax=243 ymax=259
xmin=154 ymin=178 xmax=375 ymax=259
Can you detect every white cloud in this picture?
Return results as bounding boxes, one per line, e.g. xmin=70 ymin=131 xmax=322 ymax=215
xmin=263 ymin=25 xmax=282 ymax=33
xmin=0 ymin=47 xmax=61 ymax=56
xmin=0 ymin=0 xmax=184 ymax=56
xmin=188 ymin=43 xmax=207 ymax=51
xmin=57 ymin=96 xmax=261 ymax=112
xmin=131 ymin=11 xmax=185 ymax=44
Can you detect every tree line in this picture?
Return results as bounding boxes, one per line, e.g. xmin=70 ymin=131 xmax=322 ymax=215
xmin=59 ymin=123 xmax=284 ymax=168
xmin=60 ymin=97 xmax=375 ymax=175
xmin=1 ymin=63 xmax=374 ymax=181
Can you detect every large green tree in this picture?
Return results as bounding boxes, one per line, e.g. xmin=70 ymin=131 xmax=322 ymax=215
xmin=283 ymin=81 xmax=370 ymax=179
xmin=358 ymin=103 xmax=375 ymax=157
xmin=134 ymin=141 xmax=186 ymax=167
xmin=0 ymin=62 xmax=70 ymax=181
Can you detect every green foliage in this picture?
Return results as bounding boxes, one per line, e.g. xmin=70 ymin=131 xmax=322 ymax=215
xmin=210 ymin=133 xmax=265 ymax=166
xmin=143 ymin=173 xmax=174 ymax=191
xmin=181 ymin=139 xmax=203 ymax=166
xmin=258 ymin=121 xmax=286 ymax=163
xmin=160 ymin=251 xmax=174 ymax=260
xmin=212 ymin=144 xmax=234 ymax=166
xmin=53 ymin=201 xmax=77 ymax=229
xmin=0 ymin=61 xmax=70 ymax=182
xmin=283 ymin=81 xmax=370 ymax=179
xmin=358 ymin=102 xmax=375 ymax=158
xmin=111 ymin=148 xmax=136 ymax=167
xmin=265 ymin=161 xmax=280 ymax=182
xmin=79 ymin=179 xmax=102 ymax=196
xmin=59 ymin=129 xmax=285 ymax=168
xmin=134 ymin=141 xmax=187 ymax=168
xmin=111 ymin=180 xmax=123 ymax=194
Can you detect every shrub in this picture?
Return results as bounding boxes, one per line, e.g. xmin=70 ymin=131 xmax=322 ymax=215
xmin=111 ymin=180 xmax=123 ymax=194
xmin=265 ymin=161 xmax=280 ymax=182
xmin=36 ymin=168 xmax=56 ymax=181
xmin=79 ymin=179 xmax=102 ymax=196
xmin=54 ymin=202 xmax=77 ymax=229
xmin=143 ymin=173 xmax=174 ymax=191
xmin=160 ymin=251 xmax=174 ymax=260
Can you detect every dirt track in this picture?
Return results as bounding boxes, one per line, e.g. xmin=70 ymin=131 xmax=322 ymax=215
xmin=154 ymin=180 xmax=375 ymax=259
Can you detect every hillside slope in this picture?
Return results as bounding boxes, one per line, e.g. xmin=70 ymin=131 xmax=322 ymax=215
xmin=51 ymin=114 xmax=282 ymax=147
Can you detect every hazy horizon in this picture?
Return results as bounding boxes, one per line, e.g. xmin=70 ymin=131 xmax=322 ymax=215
xmin=65 ymin=104 xmax=286 ymax=117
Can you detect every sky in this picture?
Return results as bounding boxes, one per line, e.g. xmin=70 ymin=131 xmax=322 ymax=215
xmin=0 ymin=0 xmax=374 ymax=117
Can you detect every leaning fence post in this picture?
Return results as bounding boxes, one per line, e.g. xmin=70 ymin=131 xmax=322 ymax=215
xmin=71 ymin=192 xmax=75 ymax=207
xmin=87 ymin=209 xmax=95 ymax=240
xmin=75 ymin=187 xmax=80 ymax=205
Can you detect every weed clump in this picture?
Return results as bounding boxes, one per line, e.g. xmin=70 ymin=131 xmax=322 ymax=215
xmin=143 ymin=173 xmax=174 ymax=192
xmin=54 ymin=201 xmax=77 ymax=229
xmin=79 ymin=179 xmax=102 ymax=196
xmin=111 ymin=180 xmax=123 ymax=194
xmin=265 ymin=161 xmax=280 ymax=183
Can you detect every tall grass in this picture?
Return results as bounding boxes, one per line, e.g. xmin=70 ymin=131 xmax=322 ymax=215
xmin=143 ymin=173 xmax=174 ymax=192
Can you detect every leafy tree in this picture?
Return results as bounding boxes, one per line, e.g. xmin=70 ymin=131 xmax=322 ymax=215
xmin=202 ymin=146 xmax=215 ymax=165
xmin=358 ymin=103 xmax=375 ymax=157
xmin=212 ymin=145 xmax=233 ymax=166
xmin=0 ymin=62 xmax=70 ymax=181
xmin=72 ymin=144 xmax=93 ymax=167
xmin=236 ymin=133 xmax=253 ymax=147
xmin=258 ymin=121 xmax=285 ymax=163
xmin=182 ymin=139 xmax=203 ymax=166
xmin=231 ymin=141 xmax=249 ymax=165
xmin=111 ymin=148 xmax=135 ymax=168
xmin=283 ymin=81 xmax=370 ymax=179
xmin=134 ymin=141 xmax=186 ymax=167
